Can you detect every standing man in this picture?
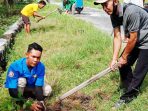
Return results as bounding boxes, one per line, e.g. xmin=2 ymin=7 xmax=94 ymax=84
xmin=94 ymin=0 xmax=148 ymax=108
xmin=21 ymin=1 xmax=46 ymax=34
xmin=5 ymin=42 xmax=52 ymax=111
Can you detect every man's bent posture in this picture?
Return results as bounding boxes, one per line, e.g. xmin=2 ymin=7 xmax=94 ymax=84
xmin=5 ymin=42 xmax=52 ymax=111
xmin=94 ymin=0 xmax=148 ymax=108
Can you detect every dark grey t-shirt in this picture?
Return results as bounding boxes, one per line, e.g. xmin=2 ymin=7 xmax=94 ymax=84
xmin=111 ymin=4 xmax=148 ymax=49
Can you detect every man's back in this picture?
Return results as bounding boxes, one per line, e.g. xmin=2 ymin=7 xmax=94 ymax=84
xmin=76 ymin=0 xmax=83 ymax=7
xmin=21 ymin=3 xmax=38 ymax=17
xmin=123 ymin=4 xmax=148 ymax=49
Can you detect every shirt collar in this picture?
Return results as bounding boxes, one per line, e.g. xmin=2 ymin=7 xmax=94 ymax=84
xmin=22 ymin=58 xmax=37 ymax=74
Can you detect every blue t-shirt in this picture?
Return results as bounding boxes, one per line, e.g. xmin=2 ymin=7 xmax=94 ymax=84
xmin=5 ymin=58 xmax=45 ymax=88
xmin=76 ymin=0 xmax=83 ymax=8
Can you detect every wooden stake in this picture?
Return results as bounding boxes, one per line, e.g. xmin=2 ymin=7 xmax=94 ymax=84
xmin=59 ymin=66 xmax=114 ymax=101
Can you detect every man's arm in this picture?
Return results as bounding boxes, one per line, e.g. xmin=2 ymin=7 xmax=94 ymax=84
xmin=33 ymin=11 xmax=45 ymax=19
xmin=5 ymin=66 xmax=19 ymax=88
xmin=110 ymin=26 xmax=122 ymax=69
xmin=33 ymin=64 xmax=46 ymax=111
xmin=35 ymin=86 xmax=44 ymax=101
xmin=113 ymin=27 xmax=122 ymax=61
xmin=118 ymin=7 xmax=139 ymax=65
xmin=119 ymin=32 xmax=137 ymax=65
xmin=9 ymin=88 xmax=19 ymax=98
xmin=35 ymin=63 xmax=45 ymax=100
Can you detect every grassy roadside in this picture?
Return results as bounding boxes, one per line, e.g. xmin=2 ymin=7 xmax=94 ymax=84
xmin=0 ymin=4 xmax=148 ymax=111
xmin=0 ymin=3 xmax=27 ymax=36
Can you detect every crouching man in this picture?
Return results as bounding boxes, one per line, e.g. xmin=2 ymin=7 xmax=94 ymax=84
xmin=5 ymin=42 xmax=52 ymax=111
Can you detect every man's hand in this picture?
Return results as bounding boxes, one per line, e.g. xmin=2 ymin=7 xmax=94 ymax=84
xmin=37 ymin=16 xmax=45 ymax=22
xmin=41 ymin=16 xmax=45 ymax=19
xmin=110 ymin=59 xmax=118 ymax=71
xmin=30 ymin=102 xmax=42 ymax=111
xmin=118 ymin=56 xmax=127 ymax=67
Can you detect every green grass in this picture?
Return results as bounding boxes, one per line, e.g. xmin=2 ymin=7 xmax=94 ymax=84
xmin=0 ymin=3 xmax=27 ymax=36
xmin=0 ymin=4 xmax=148 ymax=111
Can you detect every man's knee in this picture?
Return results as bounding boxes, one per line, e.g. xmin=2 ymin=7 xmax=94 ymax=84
xmin=18 ymin=77 xmax=27 ymax=95
xmin=18 ymin=77 xmax=27 ymax=87
xmin=43 ymin=83 xmax=52 ymax=96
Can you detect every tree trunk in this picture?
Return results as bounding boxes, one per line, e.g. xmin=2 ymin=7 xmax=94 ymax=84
xmin=4 ymin=0 xmax=14 ymax=8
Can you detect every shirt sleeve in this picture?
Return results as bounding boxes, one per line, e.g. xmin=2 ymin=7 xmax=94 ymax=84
xmin=126 ymin=12 xmax=140 ymax=32
xmin=5 ymin=65 xmax=19 ymax=88
xmin=35 ymin=64 xmax=45 ymax=86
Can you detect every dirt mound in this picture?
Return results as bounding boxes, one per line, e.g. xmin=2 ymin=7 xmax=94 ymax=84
xmin=47 ymin=92 xmax=96 ymax=111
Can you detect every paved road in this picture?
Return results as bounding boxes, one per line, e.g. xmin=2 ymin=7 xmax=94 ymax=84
xmin=50 ymin=0 xmax=113 ymax=34
xmin=74 ymin=7 xmax=113 ymax=34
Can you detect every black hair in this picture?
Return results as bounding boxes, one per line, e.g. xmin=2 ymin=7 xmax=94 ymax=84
xmin=27 ymin=42 xmax=43 ymax=52
xmin=38 ymin=0 xmax=46 ymax=6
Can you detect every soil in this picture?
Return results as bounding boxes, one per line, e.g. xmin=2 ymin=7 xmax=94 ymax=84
xmin=46 ymin=92 xmax=96 ymax=111
xmin=92 ymin=89 xmax=111 ymax=101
